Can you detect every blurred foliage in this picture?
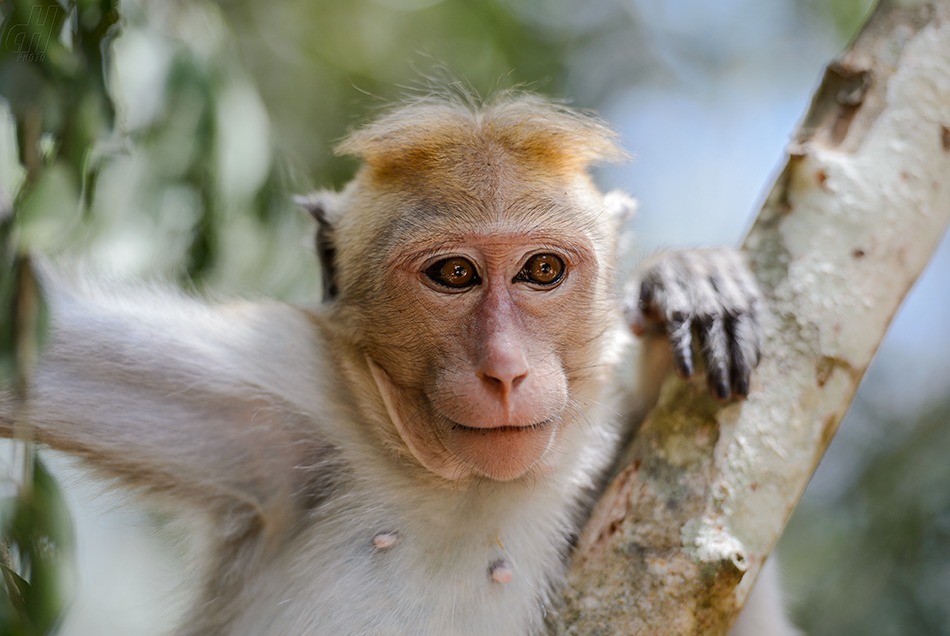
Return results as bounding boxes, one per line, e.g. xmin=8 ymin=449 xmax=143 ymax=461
xmin=0 ymin=0 xmax=115 ymax=631
xmin=0 ymin=0 xmax=116 ymax=378
xmin=780 ymin=398 xmax=950 ymax=636
xmin=0 ymin=0 xmax=118 ymax=198
xmin=216 ymin=0 xmax=575 ymax=187
xmin=0 ymin=457 xmax=73 ymax=636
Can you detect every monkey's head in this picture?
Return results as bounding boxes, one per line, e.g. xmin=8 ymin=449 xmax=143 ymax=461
xmin=303 ymin=95 xmax=633 ymax=482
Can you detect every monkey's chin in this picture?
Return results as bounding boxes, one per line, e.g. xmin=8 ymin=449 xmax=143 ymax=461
xmin=443 ymin=422 xmax=557 ymax=481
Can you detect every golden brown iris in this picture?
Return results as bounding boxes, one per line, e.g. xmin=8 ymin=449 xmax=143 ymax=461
xmin=426 ymin=257 xmax=480 ymax=289
xmin=517 ymin=254 xmax=564 ymax=286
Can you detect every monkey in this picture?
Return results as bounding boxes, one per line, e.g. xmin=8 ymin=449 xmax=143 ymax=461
xmin=0 ymin=93 xmax=792 ymax=636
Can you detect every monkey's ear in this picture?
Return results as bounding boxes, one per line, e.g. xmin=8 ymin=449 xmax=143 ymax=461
xmin=294 ymin=191 xmax=343 ymax=224
xmin=294 ymin=191 xmax=340 ymax=302
xmin=603 ymin=190 xmax=638 ymax=230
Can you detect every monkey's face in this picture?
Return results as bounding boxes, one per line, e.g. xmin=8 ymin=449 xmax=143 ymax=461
xmin=328 ymin=100 xmax=623 ymax=482
xmin=356 ymin=201 xmax=612 ymax=482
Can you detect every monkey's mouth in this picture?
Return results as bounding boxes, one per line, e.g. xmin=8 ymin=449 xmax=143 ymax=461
xmin=443 ymin=418 xmax=557 ymax=481
xmin=449 ymin=419 xmax=552 ymax=433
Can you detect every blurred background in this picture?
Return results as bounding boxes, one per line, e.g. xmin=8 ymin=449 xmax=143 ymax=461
xmin=1 ymin=0 xmax=949 ymax=634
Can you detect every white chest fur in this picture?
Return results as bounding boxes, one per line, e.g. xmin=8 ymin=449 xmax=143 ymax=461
xmin=231 ymin=479 xmax=573 ymax=635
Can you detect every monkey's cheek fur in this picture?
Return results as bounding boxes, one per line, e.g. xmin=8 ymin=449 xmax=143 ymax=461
xmin=442 ymin=422 xmax=558 ymax=481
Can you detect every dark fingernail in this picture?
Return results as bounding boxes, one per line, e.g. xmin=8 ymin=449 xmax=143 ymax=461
xmin=716 ymin=380 xmax=730 ymax=401
xmin=735 ymin=377 xmax=749 ymax=397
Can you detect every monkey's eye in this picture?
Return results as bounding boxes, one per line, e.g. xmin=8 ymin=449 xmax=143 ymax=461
xmin=425 ymin=257 xmax=481 ymax=289
xmin=516 ymin=254 xmax=565 ymax=286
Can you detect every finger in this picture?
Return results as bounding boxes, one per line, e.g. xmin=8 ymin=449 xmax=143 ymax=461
xmin=726 ymin=311 xmax=760 ymax=398
xmin=636 ymin=272 xmax=663 ymax=323
xmin=666 ymin=310 xmax=694 ymax=378
xmin=697 ymin=313 xmax=731 ymax=401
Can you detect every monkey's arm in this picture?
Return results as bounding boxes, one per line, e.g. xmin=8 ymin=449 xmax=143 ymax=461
xmin=625 ymin=248 xmax=762 ymax=401
xmin=0 ymin=274 xmax=335 ymax=523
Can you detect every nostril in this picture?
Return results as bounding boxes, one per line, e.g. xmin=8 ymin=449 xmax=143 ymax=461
xmin=482 ymin=375 xmax=503 ymax=389
xmin=480 ymin=369 xmax=529 ymax=401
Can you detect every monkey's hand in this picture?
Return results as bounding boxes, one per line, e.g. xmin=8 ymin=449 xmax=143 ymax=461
xmin=625 ymin=249 xmax=762 ymax=401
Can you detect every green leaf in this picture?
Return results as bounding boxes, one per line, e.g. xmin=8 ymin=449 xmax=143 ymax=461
xmin=1 ymin=456 xmax=74 ymax=636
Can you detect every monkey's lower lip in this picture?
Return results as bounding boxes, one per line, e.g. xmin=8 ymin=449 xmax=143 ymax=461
xmin=445 ymin=419 xmax=557 ymax=480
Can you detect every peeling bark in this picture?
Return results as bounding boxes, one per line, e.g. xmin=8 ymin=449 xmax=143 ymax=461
xmin=553 ymin=1 xmax=950 ymax=633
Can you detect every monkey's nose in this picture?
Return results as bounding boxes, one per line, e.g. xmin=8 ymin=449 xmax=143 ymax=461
xmin=478 ymin=343 xmax=530 ymax=401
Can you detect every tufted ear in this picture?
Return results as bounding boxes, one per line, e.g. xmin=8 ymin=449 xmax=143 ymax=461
xmin=604 ymin=190 xmax=638 ymax=266
xmin=294 ymin=191 xmax=340 ymax=302
xmin=603 ymin=190 xmax=638 ymax=231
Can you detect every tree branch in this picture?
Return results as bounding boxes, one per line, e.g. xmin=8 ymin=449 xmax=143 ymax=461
xmin=553 ymin=1 xmax=950 ymax=633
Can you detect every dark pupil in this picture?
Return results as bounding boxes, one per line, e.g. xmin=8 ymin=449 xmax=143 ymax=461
xmin=443 ymin=259 xmax=471 ymax=284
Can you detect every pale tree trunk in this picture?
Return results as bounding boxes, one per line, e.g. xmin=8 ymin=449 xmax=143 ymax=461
xmin=552 ymin=0 xmax=950 ymax=633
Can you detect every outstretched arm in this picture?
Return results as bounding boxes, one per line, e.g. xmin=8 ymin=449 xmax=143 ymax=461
xmin=0 ymin=270 xmax=337 ymax=528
